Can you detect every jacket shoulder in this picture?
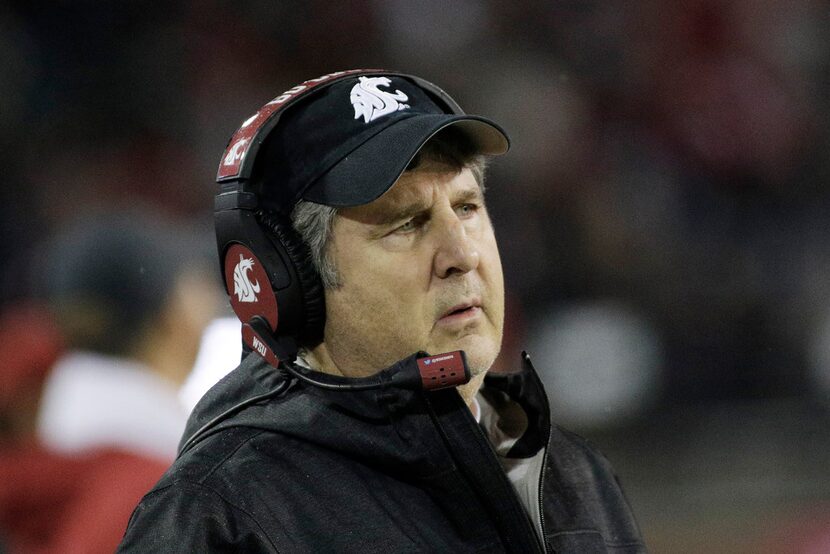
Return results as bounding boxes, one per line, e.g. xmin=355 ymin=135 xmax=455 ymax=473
xmin=118 ymin=426 xmax=280 ymax=553
xmin=118 ymin=478 xmax=277 ymax=552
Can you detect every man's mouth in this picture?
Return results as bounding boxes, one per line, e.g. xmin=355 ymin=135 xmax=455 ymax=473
xmin=438 ymin=300 xmax=482 ymax=324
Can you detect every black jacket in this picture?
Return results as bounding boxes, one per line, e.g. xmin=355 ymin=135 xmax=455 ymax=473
xmin=118 ymin=352 xmax=646 ymax=553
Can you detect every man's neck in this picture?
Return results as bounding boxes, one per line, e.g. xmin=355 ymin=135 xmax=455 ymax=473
xmin=455 ymin=372 xmax=486 ymax=411
xmin=300 ymin=344 xmax=347 ymax=377
xmin=300 ymin=344 xmax=487 ymax=413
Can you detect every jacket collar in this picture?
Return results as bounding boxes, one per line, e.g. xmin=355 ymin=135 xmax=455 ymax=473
xmin=179 ymin=351 xmax=551 ymax=465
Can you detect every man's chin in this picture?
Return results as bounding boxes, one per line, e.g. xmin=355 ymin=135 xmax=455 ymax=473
xmin=465 ymin=353 xmax=498 ymax=378
xmin=428 ymin=335 xmax=500 ymax=377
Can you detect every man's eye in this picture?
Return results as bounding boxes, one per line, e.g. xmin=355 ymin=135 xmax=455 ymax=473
xmin=457 ymin=203 xmax=478 ymax=217
xmin=395 ymin=219 xmax=418 ymax=233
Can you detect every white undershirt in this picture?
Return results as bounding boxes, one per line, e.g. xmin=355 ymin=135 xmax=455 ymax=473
xmin=477 ymin=392 xmax=546 ymax=543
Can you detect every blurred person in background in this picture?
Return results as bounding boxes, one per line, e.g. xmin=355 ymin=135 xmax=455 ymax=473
xmin=118 ymin=71 xmax=646 ymax=553
xmin=0 ymin=210 xmax=220 ymax=553
xmin=36 ymin=211 xmax=219 ymax=461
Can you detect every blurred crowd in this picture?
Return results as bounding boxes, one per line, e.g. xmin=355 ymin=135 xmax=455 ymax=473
xmin=2 ymin=1 xmax=830 ymax=552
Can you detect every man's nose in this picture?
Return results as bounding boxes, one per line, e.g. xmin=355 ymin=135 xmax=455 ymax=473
xmin=433 ymin=217 xmax=480 ymax=278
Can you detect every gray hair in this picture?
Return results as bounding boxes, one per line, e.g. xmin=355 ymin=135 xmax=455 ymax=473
xmin=290 ymin=200 xmax=341 ymax=289
xmin=291 ymin=137 xmax=489 ymax=290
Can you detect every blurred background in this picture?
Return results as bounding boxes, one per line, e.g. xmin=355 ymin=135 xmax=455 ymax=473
xmin=2 ymin=1 xmax=830 ymax=552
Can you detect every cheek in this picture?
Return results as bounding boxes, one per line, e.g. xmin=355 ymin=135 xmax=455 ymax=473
xmin=340 ymin=272 xmax=414 ymax=317
xmin=333 ymin=235 xmax=431 ymax=321
xmin=324 ymin=261 xmax=432 ymax=359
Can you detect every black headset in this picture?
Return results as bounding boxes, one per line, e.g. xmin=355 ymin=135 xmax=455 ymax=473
xmin=180 ymin=71 xmax=474 ymax=456
xmin=214 ymin=69 xmax=467 ymax=368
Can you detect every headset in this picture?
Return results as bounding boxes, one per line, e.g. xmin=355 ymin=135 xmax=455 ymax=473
xmin=213 ymin=69 xmax=472 ymax=394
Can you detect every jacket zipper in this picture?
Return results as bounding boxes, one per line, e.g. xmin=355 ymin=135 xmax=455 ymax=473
xmin=472 ymin=368 xmax=549 ymax=553
xmin=425 ymin=389 xmax=546 ymax=553
xmin=536 ymin=432 xmax=551 ymax=552
xmin=523 ymin=351 xmax=550 ymax=553
xmin=474 ymin=411 xmax=548 ymax=553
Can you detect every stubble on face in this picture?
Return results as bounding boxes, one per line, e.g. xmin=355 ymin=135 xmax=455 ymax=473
xmin=308 ymin=163 xmax=505 ymax=386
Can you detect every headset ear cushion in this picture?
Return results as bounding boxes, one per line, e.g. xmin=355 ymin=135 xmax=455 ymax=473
xmin=255 ymin=210 xmax=325 ymax=343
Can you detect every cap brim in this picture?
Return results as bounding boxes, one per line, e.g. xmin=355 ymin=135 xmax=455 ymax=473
xmin=301 ymin=114 xmax=510 ymax=207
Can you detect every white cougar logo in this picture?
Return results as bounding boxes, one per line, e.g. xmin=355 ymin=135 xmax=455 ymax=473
xmin=350 ymin=76 xmax=410 ymax=123
xmin=232 ymin=253 xmax=261 ymax=303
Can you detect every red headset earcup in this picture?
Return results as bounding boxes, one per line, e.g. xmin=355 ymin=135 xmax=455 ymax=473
xmin=215 ymin=204 xmax=323 ymax=360
xmin=223 ymin=244 xmax=279 ymax=333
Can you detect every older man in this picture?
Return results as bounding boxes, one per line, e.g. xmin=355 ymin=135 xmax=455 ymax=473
xmin=118 ymin=71 xmax=646 ymax=553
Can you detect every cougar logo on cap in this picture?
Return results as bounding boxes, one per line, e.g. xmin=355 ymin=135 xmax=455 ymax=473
xmin=350 ymin=76 xmax=410 ymax=123
xmin=232 ymin=253 xmax=261 ymax=303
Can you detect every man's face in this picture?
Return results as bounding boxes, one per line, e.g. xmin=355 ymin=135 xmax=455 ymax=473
xmin=320 ymin=161 xmax=505 ymax=378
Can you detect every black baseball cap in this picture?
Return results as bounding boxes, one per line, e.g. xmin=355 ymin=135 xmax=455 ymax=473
xmin=255 ymin=73 xmax=510 ymax=212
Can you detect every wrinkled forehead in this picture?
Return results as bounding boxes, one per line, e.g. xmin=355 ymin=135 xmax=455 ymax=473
xmin=338 ymin=165 xmax=482 ymax=226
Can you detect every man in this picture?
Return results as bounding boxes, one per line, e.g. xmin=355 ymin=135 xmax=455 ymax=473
xmin=119 ymin=71 xmax=646 ymax=553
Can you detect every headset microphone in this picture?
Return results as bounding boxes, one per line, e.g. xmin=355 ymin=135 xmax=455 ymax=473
xmin=178 ymin=320 xmax=471 ymax=458
xmin=214 ymin=70 xmax=506 ymax=378
xmin=211 ymin=69 xmax=507 ymax=397
xmin=246 ymin=317 xmax=470 ymax=392
xmin=187 ymin=70 xmax=503 ymax=460
xmin=177 ymin=334 xmax=471 ymax=460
